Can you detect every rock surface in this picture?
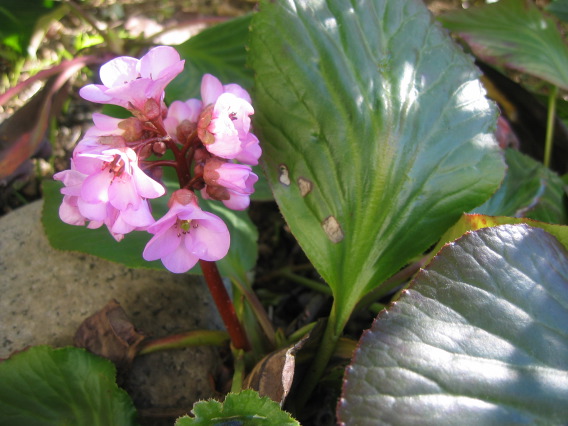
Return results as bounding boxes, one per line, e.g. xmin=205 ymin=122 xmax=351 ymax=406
xmin=0 ymin=200 xmax=223 ymax=423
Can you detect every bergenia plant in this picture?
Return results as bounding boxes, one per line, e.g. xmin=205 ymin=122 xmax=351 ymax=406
xmin=3 ymin=0 xmax=568 ymax=424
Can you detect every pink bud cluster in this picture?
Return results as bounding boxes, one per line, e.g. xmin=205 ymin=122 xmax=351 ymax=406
xmin=54 ymin=46 xmax=261 ymax=273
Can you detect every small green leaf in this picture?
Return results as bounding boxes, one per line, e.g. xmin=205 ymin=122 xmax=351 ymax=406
xmin=473 ymin=148 xmax=568 ymax=224
xmin=167 ymin=14 xmax=253 ymax=101
xmin=339 ymin=224 xmax=568 ymax=425
xmin=0 ymin=346 xmax=137 ymax=426
xmin=440 ymin=0 xmax=568 ymax=90
xmin=250 ymin=0 xmax=504 ymax=325
xmin=176 ymin=389 xmax=299 ymax=425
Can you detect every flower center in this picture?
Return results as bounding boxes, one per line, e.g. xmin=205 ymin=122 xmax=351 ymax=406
xmin=176 ymin=219 xmax=198 ymax=237
xmin=107 ymin=154 xmax=126 ymax=177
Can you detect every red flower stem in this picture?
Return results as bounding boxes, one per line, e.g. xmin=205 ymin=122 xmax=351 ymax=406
xmin=200 ymin=260 xmax=251 ymax=351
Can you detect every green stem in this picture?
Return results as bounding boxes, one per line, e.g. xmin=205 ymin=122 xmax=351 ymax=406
xmin=544 ymin=85 xmax=558 ymax=169
xmin=138 ymin=330 xmax=229 ymax=355
xmin=231 ymin=277 xmax=276 ymax=348
xmin=280 ymin=269 xmax=332 ymax=295
xmin=287 ymin=322 xmax=317 ymax=344
xmin=294 ymin=301 xmax=344 ymax=410
xmin=231 ymin=349 xmax=246 ymax=393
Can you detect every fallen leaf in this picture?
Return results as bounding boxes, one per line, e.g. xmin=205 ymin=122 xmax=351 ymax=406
xmin=73 ymin=299 xmax=145 ymax=371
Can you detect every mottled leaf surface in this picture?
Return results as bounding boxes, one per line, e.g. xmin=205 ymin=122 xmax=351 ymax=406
xmin=339 ymin=225 xmax=568 ymax=425
xmin=250 ymin=0 xmax=504 ymax=322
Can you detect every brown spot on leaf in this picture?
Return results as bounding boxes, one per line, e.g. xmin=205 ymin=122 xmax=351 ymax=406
xmin=279 ymin=164 xmax=291 ymax=186
xmin=322 ymin=215 xmax=344 ymax=243
xmin=297 ymin=177 xmax=312 ymax=197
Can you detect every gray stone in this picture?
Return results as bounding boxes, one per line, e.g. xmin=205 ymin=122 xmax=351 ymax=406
xmin=0 ymin=200 xmax=223 ymax=422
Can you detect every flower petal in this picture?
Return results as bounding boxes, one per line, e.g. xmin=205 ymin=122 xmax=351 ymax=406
xmin=143 ymin=226 xmax=181 ymax=261
xmin=201 ymin=74 xmax=223 ymax=105
xmin=161 ymin=241 xmax=199 ymax=273
xmin=99 ymin=56 xmax=139 ymax=88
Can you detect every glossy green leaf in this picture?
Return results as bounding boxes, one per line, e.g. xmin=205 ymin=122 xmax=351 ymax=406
xmin=175 ymin=389 xmax=299 ymax=425
xmin=440 ymin=0 xmax=568 ymax=90
xmin=339 ymin=224 xmax=568 ymax=425
xmin=473 ymin=148 xmax=568 ymax=224
xmin=0 ymin=346 xmax=137 ymax=426
xmin=166 ymin=14 xmax=253 ymax=102
xmin=249 ymin=0 xmax=504 ymax=324
xmin=42 ymin=178 xmax=258 ymax=277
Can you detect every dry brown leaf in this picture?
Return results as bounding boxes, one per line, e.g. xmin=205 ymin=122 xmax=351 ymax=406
xmin=73 ymin=299 xmax=145 ymax=370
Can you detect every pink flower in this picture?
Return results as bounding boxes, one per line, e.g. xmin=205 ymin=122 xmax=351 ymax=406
xmin=163 ymin=99 xmax=203 ymax=143
xmin=204 ymin=158 xmax=257 ymax=193
xmin=202 ymin=159 xmax=258 ymax=211
xmin=234 ymin=133 xmax=261 ymax=166
xmin=72 ymin=114 xmax=128 ymax=174
xmin=197 ymin=74 xmax=260 ymax=164
xmin=55 ymin=147 xmax=164 ymax=241
xmin=79 ymin=46 xmax=184 ymax=112
xmin=78 ymin=147 xmax=165 ymax=212
xmin=143 ymin=189 xmax=230 ymax=273
xmin=54 ymin=167 xmax=89 ymax=226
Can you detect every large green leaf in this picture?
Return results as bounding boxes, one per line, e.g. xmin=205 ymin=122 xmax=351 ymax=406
xmin=440 ymin=0 xmax=568 ymax=90
xmin=339 ymin=224 xmax=568 ymax=424
xmin=473 ymin=148 xmax=568 ymax=224
xmin=0 ymin=346 xmax=137 ymax=426
xmin=175 ymin=390 xmax=299 ymax=425
xmin=249 ymin=0 xmax=504 ymax=324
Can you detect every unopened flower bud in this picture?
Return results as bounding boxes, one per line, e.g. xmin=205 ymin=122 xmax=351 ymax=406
xmin=169 ymin=188 xmax=197 ymax=207
xmin=144 ymin=98 xmax=162 ymax=121
xmin=153 ymin=141 xmax=167 ymax=156
xmin=176 ymin=119 xmax=196 ymax=144
xmin=194 ymin=163 xmax=204 ymax=177
xmin=197 ymin=104 xmax=215 ymax=145
xmin=194 ymin=147 xmax=210 ymax=164
xmin=138 ymin=143 xmax=153 ymax=160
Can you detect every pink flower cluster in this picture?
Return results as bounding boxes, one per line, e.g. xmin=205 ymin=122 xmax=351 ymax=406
xmin=54 ymin=46 xmax=260 ymax=273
